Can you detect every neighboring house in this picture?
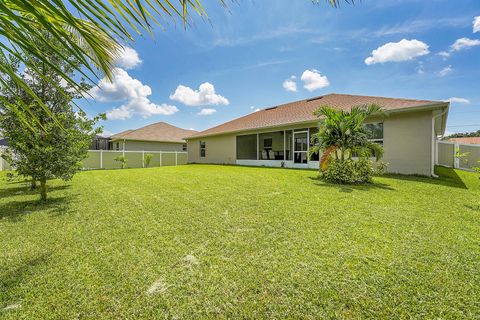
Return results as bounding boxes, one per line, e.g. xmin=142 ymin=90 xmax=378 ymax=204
xmin=110 ymin=122 xmax=197 ymax=152
xmin=449 ymin=137 xmax=480 ymax=145
xmin=0 ymin=138 xmax=7 ymax=147
xmin=185 ymin=93 xmax=449 ymax=176
xmin=90 ymin=135 xmax=111 ymax=150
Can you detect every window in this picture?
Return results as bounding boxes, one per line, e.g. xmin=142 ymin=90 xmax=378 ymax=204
xmin=236 ymin=134 xmax=257 ymax=160
xmin=199 ymin=141 xmax=206 ymax=157
xmin=182 ymin=144 xmax=187 ymax=151
xmin=115 ymin=142 xmax=120 ymax=151
xmin=365 ymin=122 xmax=384 ymax=144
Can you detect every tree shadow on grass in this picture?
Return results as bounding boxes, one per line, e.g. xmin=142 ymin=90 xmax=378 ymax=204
xmin=308 ymin=176 xmax=395 ymax=193
xmin=0 ymin=196 xmax=72 ymax=222
xmin=382 ymin=167 xmax=468 ymax=190
xmin=0 ymin=252 xmax=52 ymax=308
xmin=308 ymin=167 xmax=468 ymax=192
xmin=0 ymin=184 xmax=71 ymax=199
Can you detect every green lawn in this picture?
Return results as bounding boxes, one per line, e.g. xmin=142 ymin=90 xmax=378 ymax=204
xmin=1 ymin=165 xmax=479 ymax=319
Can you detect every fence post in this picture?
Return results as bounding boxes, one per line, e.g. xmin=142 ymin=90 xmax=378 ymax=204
xmin=454 ymin=142 xmax=459 ymax=169
xmin=142 ymin=151 xmax=145 ymax=168
xmin=100 ymin=150 xmax=103 ymax=169
xmin=175 ymin=151 xmax=178 ymax=166
xmin=160 ymin=151 xmax=162 ymax=167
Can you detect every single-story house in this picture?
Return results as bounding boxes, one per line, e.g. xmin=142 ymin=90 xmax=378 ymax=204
xmin=449 ymin=137 xmax=480 ymax=145
xmin=110 ymin=122 xmax=197 ymax=152
xmin=90 ymin=135 xmax=111 ymax=150
xmin=185 ymin=93 xmax=449 ymax=176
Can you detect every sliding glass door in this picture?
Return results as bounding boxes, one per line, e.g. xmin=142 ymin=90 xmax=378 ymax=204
xmin=293 ymin=131 xmax=308 ymax=164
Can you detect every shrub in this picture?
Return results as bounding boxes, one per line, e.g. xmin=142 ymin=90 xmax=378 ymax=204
xmin=144 ymin=154 xmax=153 ymax=168
xmin=321 ymin=158 xmax=386 ymax=184
xmin=114 ymin=155 xmax=127 ymax=169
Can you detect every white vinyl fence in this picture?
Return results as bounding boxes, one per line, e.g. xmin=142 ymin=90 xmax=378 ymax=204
xmin=81 ymin=150 xmax=188 ymax=170
xmin=0 ymin=149 xmax=188 ymax=171
xmin=436 ymin=141 xmax=480 ymax=171
xmin=0 ymin=147 xmax=11 ymax=171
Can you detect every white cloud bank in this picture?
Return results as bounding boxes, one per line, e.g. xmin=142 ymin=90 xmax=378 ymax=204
xmin=116 ymin=47 xmax=142 ymax=69
xmin=89 ymin=68 xmax=178 ymax=120
xmin=300 ymin=70 xmax=330 ymax=91
xmin=473 ymin=16 xmax=480 ymax=33
xmin=197 ymin=108 xmax=217 ymax=116
xmin=282 ymin=75 xmax=297 ymax=92
xmin=447 ymin=97 xmax=470 ymax=104
xmin=170 ymin=82 xmax=229 ymax=106
xmin=365 ymin=39 xmax=429 ymax=65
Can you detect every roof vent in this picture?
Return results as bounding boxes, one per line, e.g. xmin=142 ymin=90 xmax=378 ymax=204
xmin=265 ymin=106 xmax=278 ymax=111
xmin=306 ymin=96 xmax=324 ymax=102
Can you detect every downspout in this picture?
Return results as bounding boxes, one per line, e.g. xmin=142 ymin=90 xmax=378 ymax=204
xmin=431 ymin=107 xmax=449 ymax=178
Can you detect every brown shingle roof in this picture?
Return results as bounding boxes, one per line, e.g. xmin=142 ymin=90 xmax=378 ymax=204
xmin=111 ymin=122 xmax=197 ymax=143
xmin=449 ymin=137 xmax=480 ymax=144
xmin=188 ymin=93 xmax=447 ymax=139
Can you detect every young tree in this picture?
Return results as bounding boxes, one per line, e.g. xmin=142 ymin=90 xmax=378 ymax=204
xmin=0 ymin=32 xmax=104 ymax=201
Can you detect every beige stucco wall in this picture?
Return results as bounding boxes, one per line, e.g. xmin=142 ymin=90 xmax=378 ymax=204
xmin=382 ymin=110 xmax=433 ymax=176
xmin=112 ymin=140 xmax=185 ymax=152
xmin=187 ymin=134 xmax=236 ymax=164
xmin=187 ymin=111 xmax=436 ymax=176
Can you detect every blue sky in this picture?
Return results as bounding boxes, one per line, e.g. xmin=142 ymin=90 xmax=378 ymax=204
xmin=80 ymin=0 xmax=480 ymax=136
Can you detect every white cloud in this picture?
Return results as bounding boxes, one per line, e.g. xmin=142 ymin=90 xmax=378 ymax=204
xmin=473 ymin=16 xmax=480 ymax=33
xmin=365 ymin=39 xmax=430 ymax=65
xmin=450 ymin=37 xmax=480 ymax=51
xmin=89 ymin=68 xmax=178 ymax=120
xmin=282 ymin=76 xmax=297 ymax=92
xmin=437 ymin=51 xmax=450 ymax=58
xmin=197 ymin=108 xmax=217 ymax=116
xmin=439 ymin=65 xmax=453 ymax=77
xmin=116 ymin=47 xmax=142 ymax=69
xmin=447 ymin=97 xmax=470 ymax=104
xmin=169 ymin=82 xmax=229 ymax=106
xmin=300 ymin=70 xmax=330 ymax=92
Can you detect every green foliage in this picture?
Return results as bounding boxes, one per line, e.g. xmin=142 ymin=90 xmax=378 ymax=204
xmin=310 ymin=104 xmax=386 ymax=183
xmin=321 ymin=158 xmax=375 ymax=184
xmin=455 ymin=147 xmax=470 ymax=167
xmin=444 ymin=130 xmax=480 ymax=139
xmin=144 ymin=154 xmax=154 ymax=168
xmin=0 ymin=31 xmax=103 ymax=201
xmin=114 ymin=155 xmax=127 ymax=169
xmin=311 ymin=104 xmax=384 ymax=161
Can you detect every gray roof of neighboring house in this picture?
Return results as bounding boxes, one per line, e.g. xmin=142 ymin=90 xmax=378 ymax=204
xmin=110 ymin=122 xmax=197 ymax=143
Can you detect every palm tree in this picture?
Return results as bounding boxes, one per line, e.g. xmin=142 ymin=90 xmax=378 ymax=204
xmin=0 ymin=0 xmax=353 ymax=129
xmin=309 ymin=104 xmax=384 ymax=172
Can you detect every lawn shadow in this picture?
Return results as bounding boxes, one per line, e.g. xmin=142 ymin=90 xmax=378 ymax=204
xmin=0 ymin=195 xmax=72 ymax=222
xmin=0 ymin=184 xmax=71 ymax=199
xmin=308 ymin=176 xmax=395 ymax=193
xmin=0 ymin=252 xmax=52 ymax=307
xmin=309 ymin=167 xmax=469 ymax=192
xmin=382 ymin=167 xmax=468 ymax=189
